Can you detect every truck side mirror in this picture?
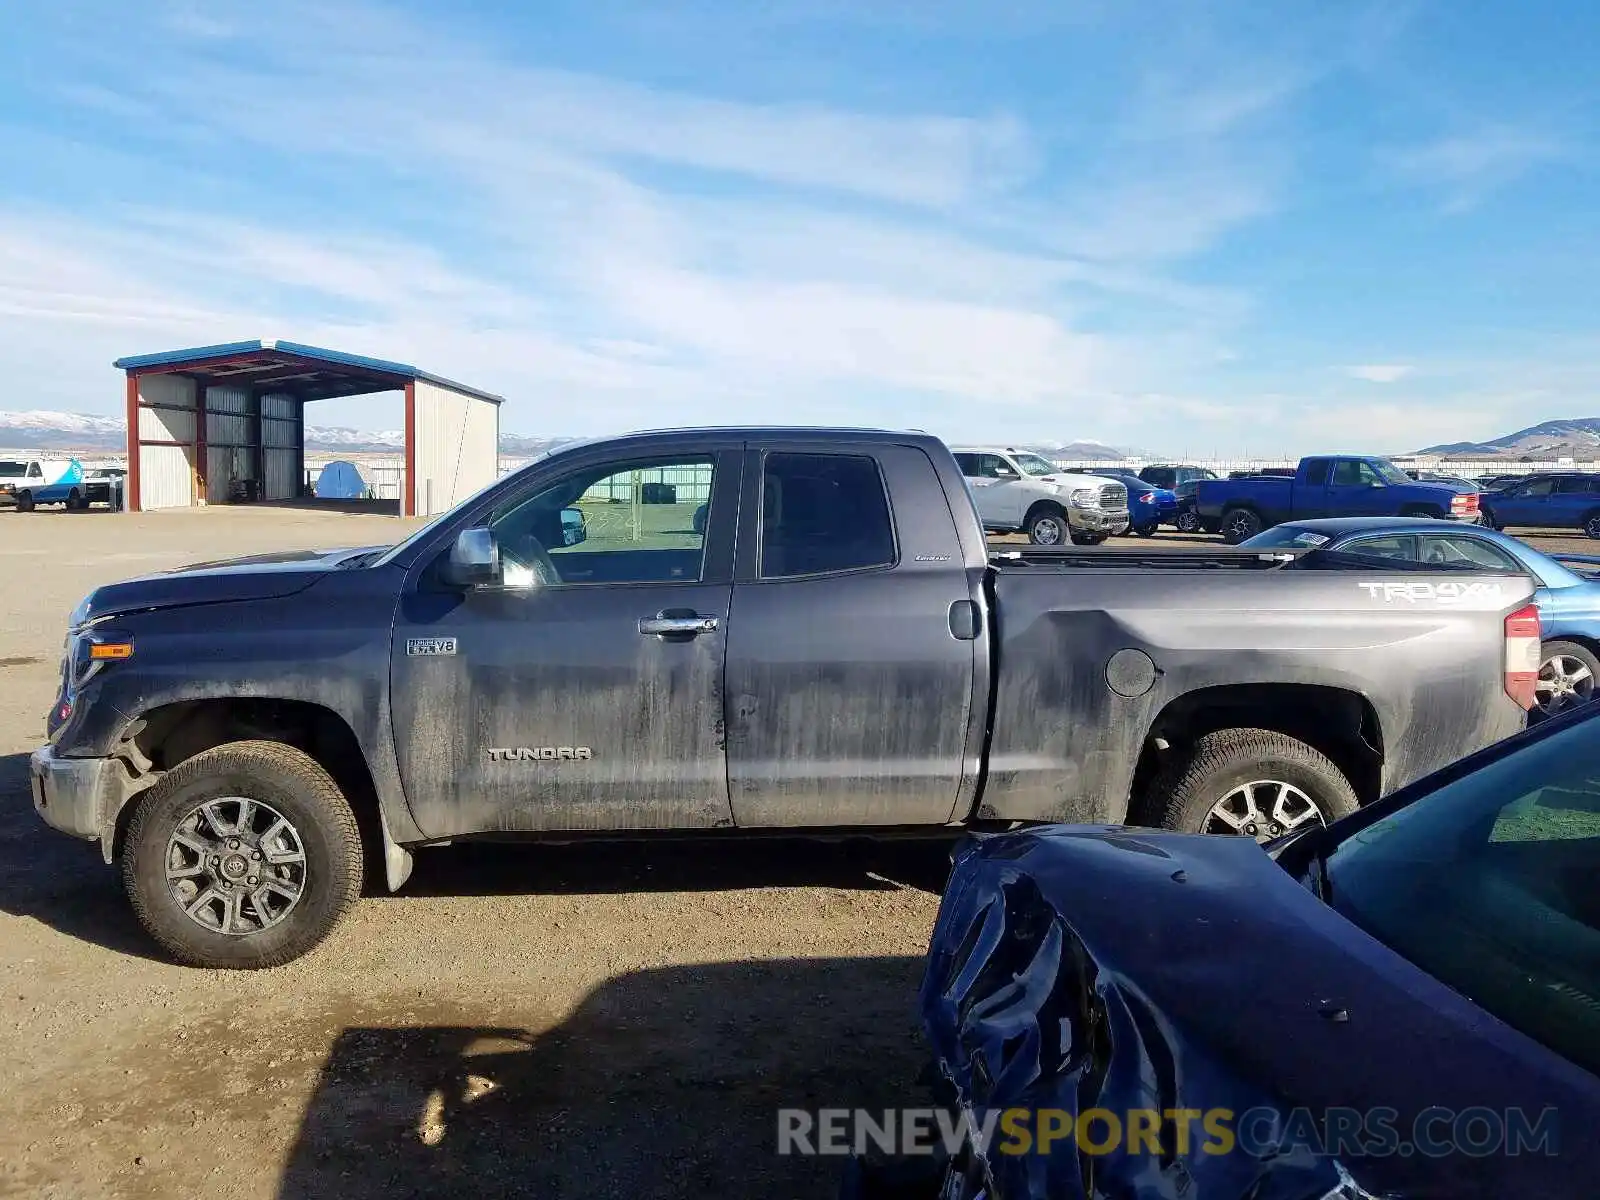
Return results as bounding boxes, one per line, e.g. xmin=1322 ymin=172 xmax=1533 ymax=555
xmin=443 ymin=527 xmax=502 ymax=587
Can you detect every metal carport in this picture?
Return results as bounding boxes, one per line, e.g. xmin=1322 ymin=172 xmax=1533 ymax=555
xmin=114 ymin=339 xmax=503 ymax=516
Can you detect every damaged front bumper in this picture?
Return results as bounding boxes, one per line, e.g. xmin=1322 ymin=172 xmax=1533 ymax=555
xmin=30 ymin=744 xmax=137 ymax=861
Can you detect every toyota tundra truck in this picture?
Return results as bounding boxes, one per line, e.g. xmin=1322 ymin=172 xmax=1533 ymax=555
xmin=31 ymin=427 xmax=1538 ymax=968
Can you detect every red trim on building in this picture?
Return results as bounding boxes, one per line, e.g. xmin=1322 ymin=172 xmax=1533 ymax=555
xmin=125 ymin=374 xmax=141 ymax=512
xmin=403 ymin=380 xmax=416 ymax=517
xmin=193 ymin=380 xmax=207 ymax=504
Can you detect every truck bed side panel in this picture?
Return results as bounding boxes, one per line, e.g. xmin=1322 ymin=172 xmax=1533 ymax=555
xmin=980 ymin=568 xmax=1533 ymax=823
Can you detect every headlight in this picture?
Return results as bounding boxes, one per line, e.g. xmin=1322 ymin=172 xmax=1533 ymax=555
xmin=1070 ymin=488 xmax=1097 ymax=506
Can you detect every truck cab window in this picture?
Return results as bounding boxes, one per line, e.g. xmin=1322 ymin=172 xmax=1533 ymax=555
xmin=1331 ymin=459 xmax=1383 ymax=487
xmin=488 ymin=456 xmax=714 ymax=587
xmin=759 ymin=452 xmax=896 ymax=579
xmin=1303 ymin=459 xmax=1330 ymax=486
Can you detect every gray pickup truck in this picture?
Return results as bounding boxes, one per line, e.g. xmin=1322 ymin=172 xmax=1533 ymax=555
xmin=31 ymin=427 xmax=1539 ymax=968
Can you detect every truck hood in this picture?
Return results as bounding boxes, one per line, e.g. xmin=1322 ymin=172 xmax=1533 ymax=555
xmin=920 ymin=825 xmax=1595 ymax=1199
xmin=73 ymin=544 xmax=389 ymax=624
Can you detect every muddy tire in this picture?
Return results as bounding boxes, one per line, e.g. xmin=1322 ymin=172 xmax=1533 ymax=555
xmin=1147 ymin=728 xmax=1358 ymax=841
xmin=122 ymin=740 xmax=363 ymax=969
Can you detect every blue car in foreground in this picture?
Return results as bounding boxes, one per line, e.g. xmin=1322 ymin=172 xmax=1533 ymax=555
xmin=892 ymin=701 xmax=1600 ymax=1200
xmin=1240 ymin=516 xmax=1600 ymax=720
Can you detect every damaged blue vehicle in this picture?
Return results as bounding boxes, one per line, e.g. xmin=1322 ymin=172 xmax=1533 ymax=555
xmin=849 ymin=702 xmax=1600 ymax=1199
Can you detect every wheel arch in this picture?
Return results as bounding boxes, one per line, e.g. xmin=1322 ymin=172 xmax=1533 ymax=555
xmin=1129 ymin=682 xmax=1384 ymax=822
xmin=1022 ymin=497 xmax=1067 ymax=524
xmin=110 ymin=697 xmax=409 ymax=890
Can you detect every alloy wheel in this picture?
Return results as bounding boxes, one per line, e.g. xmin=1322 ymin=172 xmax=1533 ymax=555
xmin=164 ymin=797 xmax=308 ymax=936
xmin=1203 ymin=780 xmax=1325 ymax=842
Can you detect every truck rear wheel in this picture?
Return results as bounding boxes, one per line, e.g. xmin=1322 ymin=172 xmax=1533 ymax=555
xmin=122 ymin=740 xmax=363 ymax=969
xmin=1219 ymin=507 xmax=1261 ymax=543
xmin=1148 ymin=729 xmax=1358 ymax=841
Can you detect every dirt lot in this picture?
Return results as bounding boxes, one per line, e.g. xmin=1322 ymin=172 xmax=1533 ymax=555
xmin=1 ymin=505 xmax=1593 ymax=1199
xmin=0 ymin=504 xmax=948 ymax=1200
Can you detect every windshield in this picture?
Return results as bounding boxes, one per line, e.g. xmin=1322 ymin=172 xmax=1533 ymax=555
xmin=1371 ymin=458 xmax=1412 ymax=486
xmin=1012 ymin=452 xmax=1060 ymax=476
xmin=1326 ymin=716 xmax=1600 ymax=1077
xmin=0 ymin=461 xmax=24 ymax=476
xmin=1238 ymin=526 xmax=1332 ymax=549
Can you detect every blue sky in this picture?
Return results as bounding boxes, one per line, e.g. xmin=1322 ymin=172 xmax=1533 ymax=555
xmin=1 ymin=0 xmax=1597 ymax=453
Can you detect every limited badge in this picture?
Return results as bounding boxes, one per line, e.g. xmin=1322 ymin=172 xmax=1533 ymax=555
xmin=407 ymin=637 xmax=458 ymax=656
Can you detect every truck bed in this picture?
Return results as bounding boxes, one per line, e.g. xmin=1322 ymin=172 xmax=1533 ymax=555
xmin=978 ymin=556 xmax=1534 ymax=826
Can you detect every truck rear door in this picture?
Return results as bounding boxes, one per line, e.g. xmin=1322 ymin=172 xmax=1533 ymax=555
xmin=723 ymin=441 xmax=980 ymax=827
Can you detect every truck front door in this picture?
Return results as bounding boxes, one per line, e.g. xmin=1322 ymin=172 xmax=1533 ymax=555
xmin=389 ymin=445 xmax=742 ymax=838
xmin=723 ymin=442 xmax=981 ymax=827
xmin=1327 ymin=458 xmax=1394 ymax=517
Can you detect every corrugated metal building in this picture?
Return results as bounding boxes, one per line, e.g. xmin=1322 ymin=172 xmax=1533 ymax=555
xmin=113 ymin=339 xmax=502 ymax=516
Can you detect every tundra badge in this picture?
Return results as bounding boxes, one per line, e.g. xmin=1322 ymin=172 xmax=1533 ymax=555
xmin=407 ymin=637 xmax=458 ymax=656
xmin=488 ymin=747 xmax=594 ymax=762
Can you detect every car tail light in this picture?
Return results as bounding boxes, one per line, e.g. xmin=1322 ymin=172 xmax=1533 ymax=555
xmin=1452 ymin=492 xmax=1480 ymax=515
xmin=1504 ymin=603 xmax=1541 ymax=709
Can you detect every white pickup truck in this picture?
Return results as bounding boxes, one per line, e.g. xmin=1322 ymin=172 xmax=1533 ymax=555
xmin=950 ymin=446 xmax=1130 ymax=545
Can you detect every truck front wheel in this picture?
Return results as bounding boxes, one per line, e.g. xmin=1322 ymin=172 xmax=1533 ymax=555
xmin=1024 ymin=504 xmax=1069 ymax=546
xmin=14 ymin=490 xmax=33 ymax=512
xmin=122 ymin=740 xmax=363 ymax=969
xmin=1148 ymin=729 xmax=1358 ymax=842
xmin=1219 ymin=508 xmax=1262 ymax=543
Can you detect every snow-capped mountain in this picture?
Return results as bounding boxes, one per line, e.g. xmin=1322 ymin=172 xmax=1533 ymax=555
xmin=0 ymin=410 xmax=1132 ymax=460
xmin=0 ymin=410 xmax=579 ymax=457
xmin=1418 ymin=418 xmax=1600 ymax=461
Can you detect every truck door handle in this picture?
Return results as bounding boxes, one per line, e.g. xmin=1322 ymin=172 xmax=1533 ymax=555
xmin=639 ymin=611 xmax=719 ymax=639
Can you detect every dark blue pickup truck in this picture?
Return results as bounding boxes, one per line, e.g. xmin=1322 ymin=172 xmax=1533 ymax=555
xmin=1197 ymin=455 xmax=1480 ymax=543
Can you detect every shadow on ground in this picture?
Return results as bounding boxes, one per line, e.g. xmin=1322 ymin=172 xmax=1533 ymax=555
xmin=398 ymin=836 xmax=956 ymax=898
xmin=0 ymin=751 xmax=161 ymax=961
xmin=277 ymin=955 xmax=933 ymax=1200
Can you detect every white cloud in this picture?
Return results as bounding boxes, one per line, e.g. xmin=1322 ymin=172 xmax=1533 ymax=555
xmin=1385 ymin=123 xmax=1575 ymax=212
xmin=1346 ymin=363 xmax=1413 ymax=383
xmin=0 ymin=0 xmax=1434 ymax=451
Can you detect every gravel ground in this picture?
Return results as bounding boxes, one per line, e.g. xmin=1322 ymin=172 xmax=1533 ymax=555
xmin=0 ymin=505 xmax=1591 ymax=1199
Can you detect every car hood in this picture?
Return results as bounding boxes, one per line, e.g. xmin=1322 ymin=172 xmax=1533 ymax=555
xmin=73 ymin=545 xmax=389 ymax=623
xmin=920 ymin=826 xmax=1597 ymax=1199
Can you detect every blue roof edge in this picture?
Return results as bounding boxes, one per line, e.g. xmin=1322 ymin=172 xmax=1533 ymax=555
xmin=113 ymin=338 xmax=504 ymax=405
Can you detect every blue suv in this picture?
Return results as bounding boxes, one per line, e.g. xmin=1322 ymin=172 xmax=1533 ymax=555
xmin=1480 ymin=473 xmax=1600 ymax=538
